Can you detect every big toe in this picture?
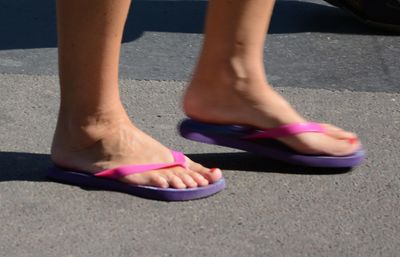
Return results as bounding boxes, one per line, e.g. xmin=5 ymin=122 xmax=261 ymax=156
xmin=321 ymin=124 xmax=358 ymax=140
xmin=306 ymin=133 xmax=360 ymax=156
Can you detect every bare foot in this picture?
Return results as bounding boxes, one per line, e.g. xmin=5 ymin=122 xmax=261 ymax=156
xmin=51 ymin=113 xmax=222 ymax=189
xmin=184 ymin=76 xmax=360 ymax=156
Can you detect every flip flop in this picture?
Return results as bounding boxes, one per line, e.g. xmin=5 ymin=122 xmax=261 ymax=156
xmin=178 ymin=119 xmax=366 ymax=168
xmin=47 ymin=150 xmax=225 ymax=201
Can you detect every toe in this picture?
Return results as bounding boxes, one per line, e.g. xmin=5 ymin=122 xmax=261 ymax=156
xmin=148 ymin=174 xmax=170 ymax=188
xmin=165 ymin=173 xmax=187 ymax=189
xmin=313 ymin=133 xmax=360 ymax=156
xmin=186 ymin=170 xmax=209 ymax=187
xmin=186 ymin=159 xmax=222 ymax=183
xmin=284 ymin=131 xmax=360 ymax=156
xmin=122 ymin=173 xmax=169 ymax=188
xmin=321 ymin=124 xmax=358 ymax=140
xmin=173 ymin=170 xmax=198 ymax=188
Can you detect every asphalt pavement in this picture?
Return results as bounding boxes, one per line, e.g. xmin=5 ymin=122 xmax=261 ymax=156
xmin=1 ymin=0 xmax=399 ymax=256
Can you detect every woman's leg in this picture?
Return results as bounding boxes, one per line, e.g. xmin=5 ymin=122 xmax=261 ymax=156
xmin=185 ymin=0 xmax=359 ymax=156
xmin=51 ymin=0 xmax=221 ymax=188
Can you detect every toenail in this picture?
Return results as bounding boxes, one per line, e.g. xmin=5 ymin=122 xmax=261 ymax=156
xmin=210 ymin=168 xmax=219 ymax=173
xmin=348 ymin=137 xmax=358 ymax=144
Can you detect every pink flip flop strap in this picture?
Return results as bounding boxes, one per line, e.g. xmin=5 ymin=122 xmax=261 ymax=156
xmin=94 ymin=150 xmax=187 ymax=179
xmin=243 ymin=122 xmax=325 ymax=139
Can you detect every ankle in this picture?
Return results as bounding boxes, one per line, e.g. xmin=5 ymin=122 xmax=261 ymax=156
xmin=192 ymin=55 xmax=267 ymax=89
xmin=52 ymin=108 xmax=132 ymax=151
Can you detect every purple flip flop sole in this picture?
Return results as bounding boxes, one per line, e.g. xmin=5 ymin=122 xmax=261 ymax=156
xmin=178 ymin=119 xmax=366 ymax=168
xmin=47 ymin=166 xmax=226 ymax=201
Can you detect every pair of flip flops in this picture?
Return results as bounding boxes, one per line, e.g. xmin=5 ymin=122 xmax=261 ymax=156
xmin=48 ymin=119 xmax=365 ymax=201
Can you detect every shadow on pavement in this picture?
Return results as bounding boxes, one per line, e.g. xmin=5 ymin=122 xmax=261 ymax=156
xmin=0 ymin=0 xmax=388 ymax=51
xmin=183 ymin=152 xmax=352 ymax=175
xmin=0 ymin=151 xmax=350 ymax=182
xmin=0 ymin=152 xmax=51 ymax=182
